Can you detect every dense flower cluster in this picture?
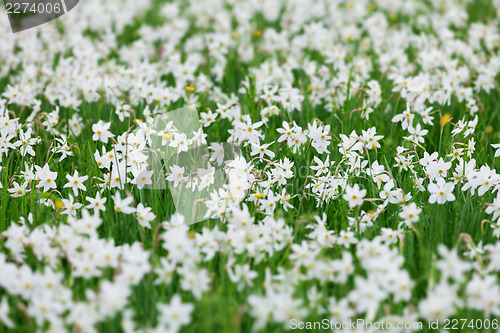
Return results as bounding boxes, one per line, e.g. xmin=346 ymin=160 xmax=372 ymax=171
xmin=1 ymin=0 xmax=500 ymax=332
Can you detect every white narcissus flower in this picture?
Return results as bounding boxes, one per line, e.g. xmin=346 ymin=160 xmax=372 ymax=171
xmin=486 ymin=195 xmax=500 ymax=222
xmin=366 ymin=80 xmax=382 ymax=107
xmin=279 ymin=85 xmax=304 ymax=112
xmin=260 ymin=105 xmax=280 ymax=118
xmin=492 ymin=143 xmax=500 ymax=158
xmin=19 ymin=128 xmax=39 ymax=157
xmin=227 ymin=263 xmax=258 ymax=291
xmin=420 ymin=107 xmax=434 ymax=125
xmin=463 ymin=115 xmax=478 ymax=137
xmin=8 ymin=181 xmax=29 ymax=198
xmin=407 ymin=123 xmax=428 ymax=143
xmin=260 ymin=85 xmax=279 ymax=104
xmin=166 ymin=165 xmax=186 ymax=187
xmin=85 ymin=192 xmax=107 ymax=213
xmin=115 ymin=104 xmax=132 ymax=122
xmin=308 ymin=121 xmax=331 ymax=154
xmin=388 ymin=188 xmax=412 ymax=206
xmin=250 ymin=142 xmax=275 ymax=159
xmin=428 ymin=178 xmax=456 ymax=204
xmin=155 ymin=257 xmax=177 ymax=285
xmin=236 ymin=119 xmax=264 ymax=145
xmin=132 ymin=168 xmax=153 ymax=189
xmin=399 ymin=203 xmax=422 ymax=227
xmin=452 ymin=118 xmax=466 ymax=136
xmin=180 ymin=266 xmax=211 ymax=299
xmin=392 ymin=105 xmax=414 ymax=130
xmin=61 ymin=194 xmax=83 ymax=216
xmin=426 ymin=158 xmax=452 ymax=180
xmin=391 ymin=270 xmax=414 ymax=302
xmin=113 ymin=192 xmax=135 ymax=214
xmin=200 ymin=109 xmax=217 ymax=127
xmin=197 ymin=166 xmax=215 ymax=190
xmin=208 ymin=143 xmax=225 ymax=166
xmin=277 ymin=121 xmax=295 ymax=145
xmin=35 ymin=163 xmax=58 ymax=192
xmin=136 ymin=203 xmax=155 ymax=228
xmin=306 ymin=212 xmax=336 ymax=247
xmin=380 ymin=228 xmax=399 ymax=244
xmin=343 ymin=184 xmax=366 ymax=208
xmin=369 ymin=161 xmax=390 ymax=189
xmin=64 ymin=170 xmax=88 ymax=196
xmin=380 ymin=179 xmax=395 ymax=200
xmin=169 ymin=133 xmax=190 ymax=153
xmin=361 ymin=127 xmax=383 ymax=150
xmin=71 ymin=209 xmax=103 ymax=236
xmin=277 ymin=188 xmax=294 ymax=212
xmin=0 ymin=297 xmax=14 ymax=328
xmin=310 ymin=155 xmax=332 ymax=176
xmin=157 ymin=295 xmax=194 ymax=332
xmin=337 ymin=229 xmax=358 ymax=247
xmin=68 ymin=113 xmax=83 ymax=136
xmin=53 ymin=138 xmax=74 ymax=161
xmin=467 ymin=137 xmax=476 ymax=158
xmin=259 ymin=190 xmax=279 ymax=214
xmin=92 ymin=120 xmax=114 ymax=143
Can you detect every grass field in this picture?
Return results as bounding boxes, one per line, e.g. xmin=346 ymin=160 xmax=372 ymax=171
xmin=1 ymin=0 xmax=500 ymax=332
